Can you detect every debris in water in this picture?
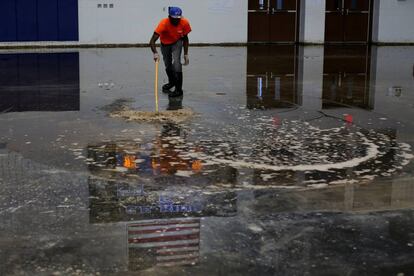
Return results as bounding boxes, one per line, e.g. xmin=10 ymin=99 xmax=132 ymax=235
xmin=175 ymin=170 xmax=194 ymax=177
xmin=110 ymin=108 xmax=196 ymax=123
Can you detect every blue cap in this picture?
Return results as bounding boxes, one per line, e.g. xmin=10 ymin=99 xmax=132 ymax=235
xmin=168 ymin=7 xmax=182 ymax=18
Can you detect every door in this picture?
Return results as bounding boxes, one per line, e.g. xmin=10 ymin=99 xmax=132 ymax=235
xmin=248 ymin=0 xmax=270 ymax=41
xmin=343 ymin=0 xmax=370 ymax=42
xmin=248 ymin=0 xmax=300 ymax=43
xmin=325 ymin=0 xmax=371 ymax=43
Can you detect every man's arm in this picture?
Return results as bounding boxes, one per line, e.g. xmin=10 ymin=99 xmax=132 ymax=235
xmin=183 ymin=35 xmax=189 ymax=55
xmin=183 ymin=35 xmax=189 ymax=65
xmin=149 ymin=32 xmax=160 ymax=61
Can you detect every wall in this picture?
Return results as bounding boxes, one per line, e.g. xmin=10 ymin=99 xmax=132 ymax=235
xmin=299 ymin=0 xmax=326 ymax=44
xmin=0 ymin=0 xmax=78 ymax=43
xmin=2 ymin=0 xmax=414 ymax=46
xmin=78 ymin=0 xmax=248 ymax=45
xmin=373 ymin=0 xmax=414 ymax=43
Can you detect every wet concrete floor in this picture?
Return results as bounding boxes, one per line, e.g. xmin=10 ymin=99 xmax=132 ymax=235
xmin=0 ymin=45 xmax=414 ymax=275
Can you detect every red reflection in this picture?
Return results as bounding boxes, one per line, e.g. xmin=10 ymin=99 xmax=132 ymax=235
xmin=344 ymin=114 xmax=353 ymax=124
xmin=273 ymin=116 xmax=281 ymax=127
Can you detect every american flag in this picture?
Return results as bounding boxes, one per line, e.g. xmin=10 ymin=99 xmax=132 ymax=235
xmin=128 ymin=217 xmax=201 ymax=269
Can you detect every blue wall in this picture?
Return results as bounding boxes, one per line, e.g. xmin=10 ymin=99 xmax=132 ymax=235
xmin=0 ymin=0 xmax=78 ymax=42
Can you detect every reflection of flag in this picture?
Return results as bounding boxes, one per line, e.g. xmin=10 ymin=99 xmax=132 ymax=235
xmin=128 ymin=218 xmax=200 ymax=267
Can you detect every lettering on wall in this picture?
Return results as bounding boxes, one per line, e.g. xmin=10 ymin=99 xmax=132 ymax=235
xmin=208 ymin=0 xmax=235 ymax=13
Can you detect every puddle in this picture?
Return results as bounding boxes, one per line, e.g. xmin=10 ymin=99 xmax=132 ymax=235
xmin=87 ymin=109 xmax=413 ymax=190
xmin=1 ymin=46 xmax=414 ymax=275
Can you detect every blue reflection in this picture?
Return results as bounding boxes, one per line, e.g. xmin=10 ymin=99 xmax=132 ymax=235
xmin=257 ymin=77 xmax=263 ymax=98
xmin=275 ymin=77 xmax=281 ymax=100
xmin=276 ymin=0 xmax=283 ymax=10
xmin=352 ymin=0 xmax=358 ymax=9
xmin=0 ymin=52 xmax=80 ymax=112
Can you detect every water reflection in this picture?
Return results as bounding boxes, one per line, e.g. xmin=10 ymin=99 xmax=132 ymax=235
xmin=88 ymin=175 xmax=238 ymax=223
xmin=87 ymin=132 xmax=238 ymax=271
xmin=0 ymin=52 xmax=80 ymax=112
xmin=167 ymin=95 xmax=183 ymax=111
xmin=322 ymin=45 xmax=372 ymax=109
xmin=0 ymin=46 xmax=413 ymax=274
xmin=246 ymin=45 xmax=374 ymax=111
xmin=128 ymin=218 xmax=201 ymax=269
xmin=86 ymin=114 xmax=240 ymax=270
xmin=87 ymin=111 xmax=410 ymax=192
xmin=246 ymin=45 xmax=299 ymax=109
xmin=87 ymin=126 xmax=202 ymax=177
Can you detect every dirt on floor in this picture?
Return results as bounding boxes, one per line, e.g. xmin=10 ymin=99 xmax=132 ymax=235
xmin=110 ymin=107 xmax=196 ymax=123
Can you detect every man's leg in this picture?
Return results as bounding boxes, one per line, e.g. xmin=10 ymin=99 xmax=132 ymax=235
xmin=169 ymin=40 xmax=183 ymax=97
xmin=161 ymin=44 xmax=175 ymax=92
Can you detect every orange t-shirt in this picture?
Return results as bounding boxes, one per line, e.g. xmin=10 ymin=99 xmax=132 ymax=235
xmin=154 ymin=18 xmax=192 ymax=45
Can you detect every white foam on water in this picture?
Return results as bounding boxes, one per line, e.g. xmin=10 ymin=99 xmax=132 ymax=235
xmin=248 ymin=224 xmax=263 ymax=233
xmin=303 ymin=180 xmax=327 ymax=184
xmin=330 ymin=179 xmax=359 ymax=185
xmin=115 ymin=167 xmax=128 ymax=172
xmin=199 ymin=136 xmax=379 ymax=172
xmin=308 ymin=183 xmax=329 ymax=189
xmin=400 ymin=143 xmax=412 ymax=151
xmin=235 ymin=183 xmax=302 ymax=190
xmin=361 ymin=175 xmax=375 ymax=180
xmin=175 ymin=170 xmax=194 ymax=177
xmin=399 ymin=152 xmax=414 ymax=160
xmin=41 ymin=169 xmax=69 ymax=174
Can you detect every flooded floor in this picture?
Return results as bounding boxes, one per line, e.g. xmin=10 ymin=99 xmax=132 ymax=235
xmin=1 ymin=45 xmax=414 ymax=275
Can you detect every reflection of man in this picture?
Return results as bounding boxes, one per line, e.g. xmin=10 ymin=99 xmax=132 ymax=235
xmin=149 ymin=7 xmax=192 ymax=97
xmin=155 ymin=123 xmax=192 ymax=174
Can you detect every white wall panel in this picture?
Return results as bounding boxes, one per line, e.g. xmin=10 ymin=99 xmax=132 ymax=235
xmin=299 ymin=0 xmax=326 ymax=44
xmin=78 ymin=0 xmax=248 ymax=44
xmin=373 ymin=0 xmax=414 ymax=43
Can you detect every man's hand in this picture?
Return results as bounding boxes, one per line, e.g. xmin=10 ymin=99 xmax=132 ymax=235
xmin=183 ymin=55 xmax=189 ymax=66
xmin=153 ymin=53 xmax=160 ymax=62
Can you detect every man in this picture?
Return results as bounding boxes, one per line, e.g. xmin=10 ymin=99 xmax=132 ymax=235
xmin=149 ymin=7 xmax=191 ymax=97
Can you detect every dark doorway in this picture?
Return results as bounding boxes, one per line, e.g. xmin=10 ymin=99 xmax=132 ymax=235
xmin=248 ymin=0 xmax=300 ymax=43
xmin=322 ymin=46 xmax=372 ymax=109
xmin=325 ymin=0 xmax=372 ymax=43
xmin=246 ymin=45 xmax=299 ymax=109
